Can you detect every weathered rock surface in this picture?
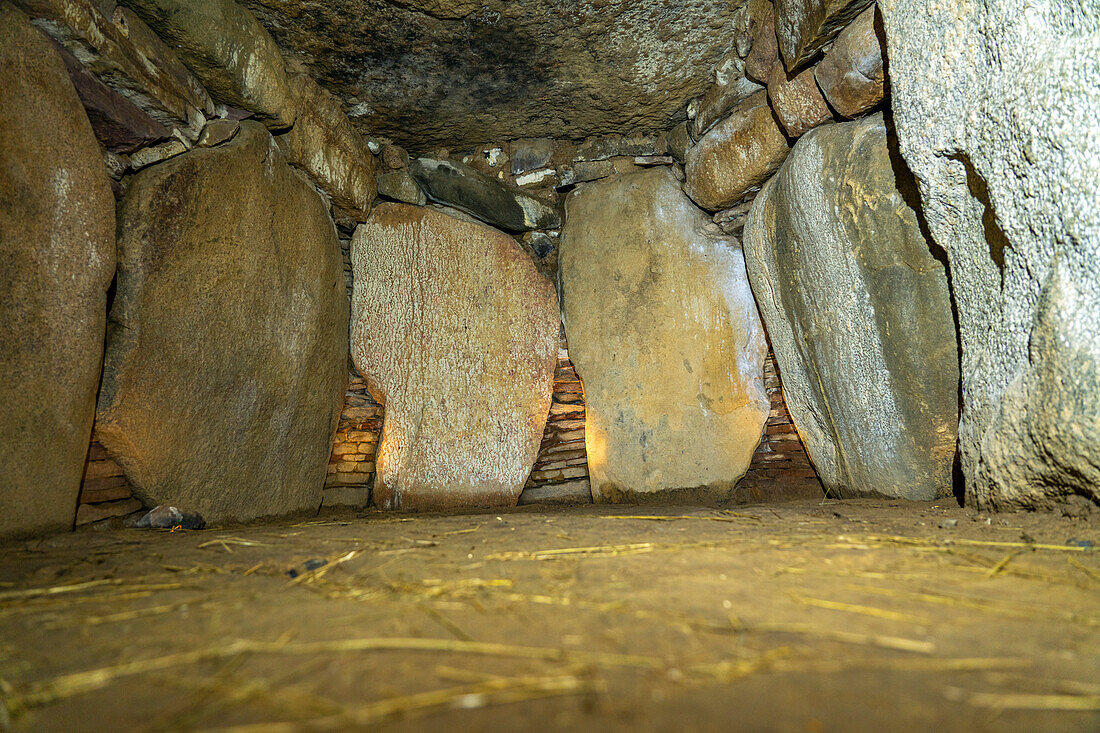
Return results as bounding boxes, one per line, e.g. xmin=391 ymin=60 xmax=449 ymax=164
xmin=774 ymin=0 xmax=874 ymax=70
xmin=410 ymin=157 xmax=560 ymax=231
xmin=351 ymin=203 xmax=558 ymax=511
xmin=243 ymin=0 xmax=748 ymax=150
xmin=814 ymin=5 xmax=885 ymax=117
xmin=0 ymin=3 xmax=116 ymax=539
xmin=376 ymin=169 xmax=425 ymax=205
xmin=125 ymin=0 xmax=297 ymax=129
xmin=743 ymin=114 xmax=958 ymax=500
xmin=276 ymin=72 xmax=378 ymax=220
xmin=561 ymin=167 xmax=769 ymax=503
xmin=96 ymin=122 xmax=347 ymax=524
xmin=745 ymin=0 xmax=778 ymax=82
xmin=14 ymin=0 xmax=213 ymax=137
xmin=50 ymin=39 xmax=171 ymax=153
xmin=683 ymin=90 xmax=790 ymax=211
xmin=509 ymin=138 xmax=553 ymax=176
xmin=767 ymin=61 xmax=833 ymax=138
xmin=879 ymin=0 xmax=1100 ymax=509
xmin=689 ymin=52 xmax=764 ymax=139
xmin=667 ymin=122 xmax=693 ymax=163
xmin=196 ymin=118 xmax=240 ymax=148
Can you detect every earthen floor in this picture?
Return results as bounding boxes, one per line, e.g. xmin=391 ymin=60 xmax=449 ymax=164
xmin=1 ymin=499 xmax=1097 ymax=731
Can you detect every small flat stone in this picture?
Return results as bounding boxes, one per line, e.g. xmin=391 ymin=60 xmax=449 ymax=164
xmin=377 ymin=169 xmax=426 ymax=205
xmin=128 ymin=139 xmax=188 ymax=170
xmin=196 ymin=118 xmax=240 ymax=147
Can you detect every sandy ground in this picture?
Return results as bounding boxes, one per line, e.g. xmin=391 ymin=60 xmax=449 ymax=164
xmin=0 ymin=498 xmax=1097 ymax=732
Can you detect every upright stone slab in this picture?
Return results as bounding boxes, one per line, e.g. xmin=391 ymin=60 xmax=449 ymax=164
xmin=561 ymin=167 xmax=769 ymax=503
xmin=879 ymin=0 xmax=1100 ymax=509
xmin=96 ymin=122 xmax=347 ymax=524
xmin=351 ymin=203 xmax=558 ymax=511
xmin=0 ymin=3 xmax=116 ymax=539
xmin=743 ymin=114 xmax=958 ymax=500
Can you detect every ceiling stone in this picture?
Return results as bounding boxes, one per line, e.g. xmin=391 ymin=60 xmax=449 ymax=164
xmin=243 ymin=0 xmax=744 ymax=151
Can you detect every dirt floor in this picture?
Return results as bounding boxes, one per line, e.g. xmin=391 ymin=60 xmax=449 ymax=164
xmin=0 ymin=498 xmax=1097 ymax=732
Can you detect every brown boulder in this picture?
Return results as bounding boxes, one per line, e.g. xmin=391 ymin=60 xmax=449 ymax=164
xmin=683 ymin=91 xmax=791 ymax=211
xmin=774 ymin=0 xmax=875 ymax=70
xmin=767 ymin=61 xmax=834 ymax=138
xmin=743 ymin=114 xmax=958 ymax=500
xmin=276 ymin=72 xmax=378 ymax=221
xmin=0 ymin=3 xmax=116 ymax=539
xmin=125 ymin=0 xmax=296 ymax=129
xmin=96 ymin=122 xmax=347 ymax=524
xmin=814 ymin=5 xmax=886 ymax=117
xmin=351 ymin=204 xmax=559 ymax=511
xmin=13 ymin=0 xmax=213 ymax=138
xmin=561 ymin=167 xmax=770 ymax=503
xmin=745 ymin=0 xmax=779 ymax=82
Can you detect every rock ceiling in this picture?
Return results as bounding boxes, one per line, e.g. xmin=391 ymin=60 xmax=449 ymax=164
xmin=243 ymin=0 xmax=744 ymax=151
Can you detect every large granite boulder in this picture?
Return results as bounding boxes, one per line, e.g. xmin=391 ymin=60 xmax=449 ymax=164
xmin=0 ymin=3 xmax=116 ymax=539
xmin=125 ymin=0 xmax=297 ymax=129
xmin=683 ymin=91 xmax=791 ymax=212
xmin=743 ymin=114 xmax=958 ymax=500
xmin=879 ymin=0 xmax=1100 ymax=509
xmin=96 ymin=121 xmax=347 ymax=524
xmin=351 ymin=203 xmax=558 ymax=511
xmin=561 ymin=167 xmax=770 ymax=503
xmin=276 ymin=72 xmax=378 ymax=221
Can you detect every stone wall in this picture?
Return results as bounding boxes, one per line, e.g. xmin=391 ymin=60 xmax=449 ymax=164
xmin=738 ymin=349 xmax=823 ymax=502
xmin=76 ymin=437 xmax=141 ymax=527
xmin=322 ymin=370 xmax=382 ymax=508
xmin=519 ymin=327 xmax=592 ymax=505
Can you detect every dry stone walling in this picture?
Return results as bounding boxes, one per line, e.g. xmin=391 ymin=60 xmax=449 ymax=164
xmin=744 ymin=113 xmax=958 ymax=500
xmin=561 ymin=167 xmax=770 ymax=503
xmin=95 ymin=122 xmax=348 ymax=524
xmin=0 ymin=4 xmax=116 ymax=538
xmin=879 ymin=0 xmax=1100 ymax=510
xmin=350 ymin=204 xmax=559 ymax=511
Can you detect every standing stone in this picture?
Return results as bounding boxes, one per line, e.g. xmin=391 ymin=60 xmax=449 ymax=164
xmin=767 ymin=61 xmax=834 ymax=138
xmin=96 ymin=122 xmax=347 ymax=524
xmin=561 ymin=167 xmax=769 ymax=503
xmin=774 ymin=0 xmax=875 ymax=70
xmin=351 ymin=204 xmax=558 ymax=511
xmin=276 ymin=72 xmax=378 ymax=221
xmin=879 ymin=0 xmax=1100 ymax=509
xmin=814 ymin=5 xmax=886 ymax=118
xmin=124 ymin=0 xmax=296 ymax=129
xmin=743 ymin=114 xmax=958 ymax=500
xmin=683 ymin=91 xmax=791 ymax=212
xmin=0 ymin=3 xmax=116 ymax=539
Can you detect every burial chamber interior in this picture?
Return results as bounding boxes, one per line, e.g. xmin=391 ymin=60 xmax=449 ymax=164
xmin=1 ymin=0 xmax=1098 ymax=730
